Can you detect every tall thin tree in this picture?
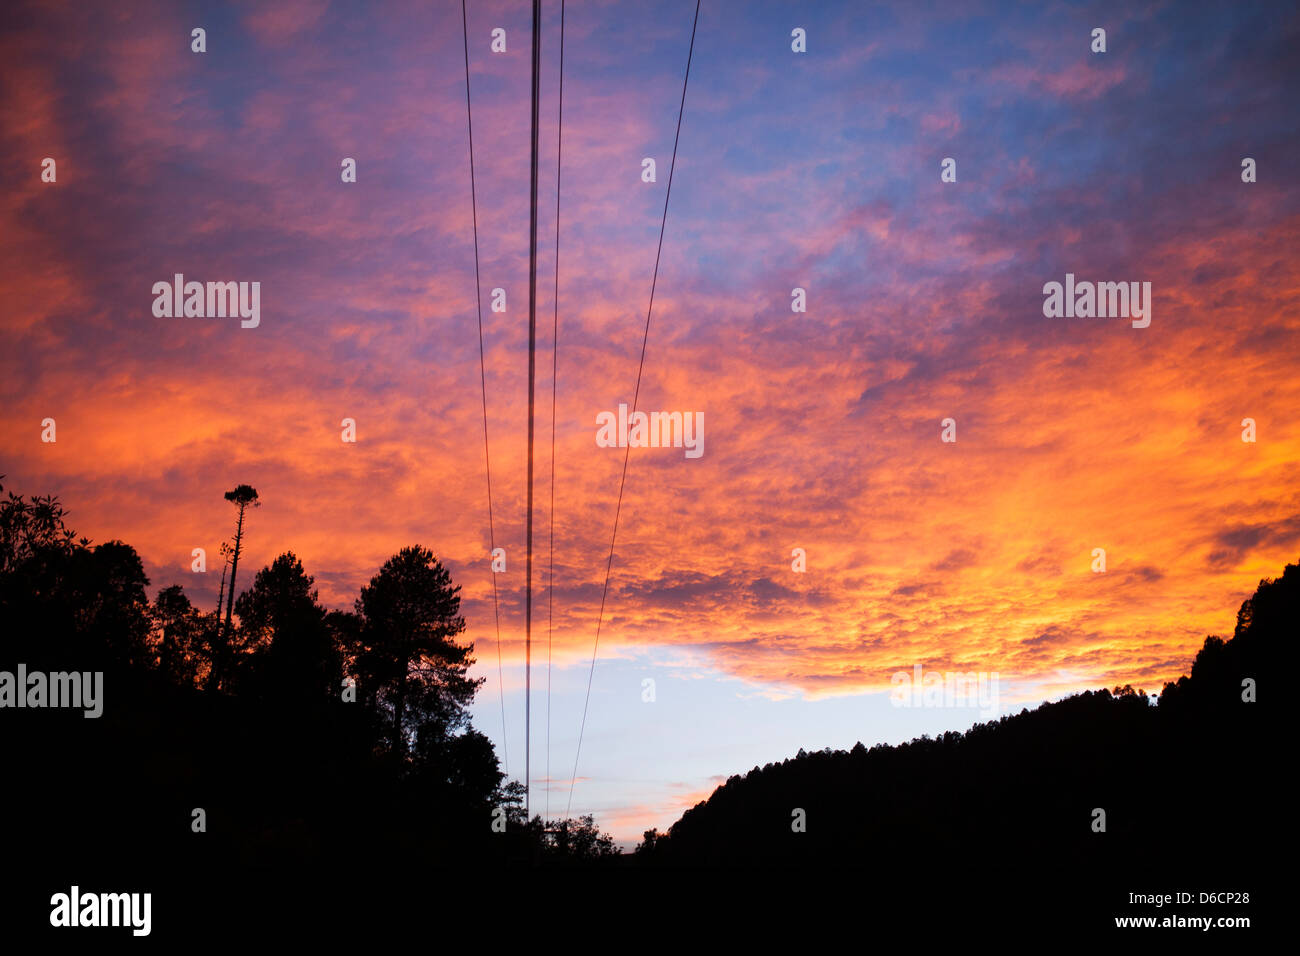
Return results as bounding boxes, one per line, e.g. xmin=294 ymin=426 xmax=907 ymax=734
xmin=222 ymin=485 xmax=259 ymax=633
xmin=216 ymin=540 xmax=232 ymax=615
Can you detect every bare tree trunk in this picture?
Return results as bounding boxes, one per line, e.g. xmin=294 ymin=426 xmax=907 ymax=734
xmin=216 ymin=552 xmax=229 ymax=615
xmin=224 ymin=505 xmax=246 ymax=632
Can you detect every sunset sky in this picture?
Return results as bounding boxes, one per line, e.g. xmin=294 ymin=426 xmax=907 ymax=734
xmin=3 ymin=0 xmax=1298 ymax=844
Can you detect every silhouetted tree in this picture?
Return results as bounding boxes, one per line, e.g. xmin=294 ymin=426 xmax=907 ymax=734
xmin=152 ymin=584 xmax=204 ymax=687
xmin=354 ymin=545 xmax=483 ymax=759
xmin=221 ymin=484 xmax=259 ymax=633
xmin=216 ymin=540 xmax=232 ymax=615
xmin=0 ymin=476 xmax=79 ymax=574
xmin=325 ymin=608 xmax=365 ymax=695
xmin=233 ymin=551 xmax=340 ymax=704
xmin=499 ymin=780 xmax=528 ymax=826
xmin=549 ymin=815 xmax=619 ymax=860
xmin=635 ymin=828 xmax=659 ymax=856
xmin=83 ymin=540 xmax=153 ymax=668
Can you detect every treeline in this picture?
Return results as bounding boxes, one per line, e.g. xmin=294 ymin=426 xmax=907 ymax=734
xmin=637 ymin=561 xmax=1287 ymax=882
xmin=2 ymin=474 xmax=1283 ymax=898
xmin=0 ymin=478 xmax=617 ymax=882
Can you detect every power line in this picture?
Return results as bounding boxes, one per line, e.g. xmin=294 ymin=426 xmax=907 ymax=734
xmin=461 ymin=0 xmax=508 ymax=777
xmin=567 ymin=0 xmax=702 ymax=818
xmin=547 ymin=0 xmax=566 ymax=827
xmin=525 ymin=0 xmax=542 ymax=822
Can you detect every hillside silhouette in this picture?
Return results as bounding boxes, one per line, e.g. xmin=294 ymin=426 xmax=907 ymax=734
xmin=638 ymin=563 xmax=1286 ymax=886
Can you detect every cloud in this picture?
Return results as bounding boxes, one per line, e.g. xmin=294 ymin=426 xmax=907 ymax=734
xmin=2 ymin=0 xmax=1299 ymax=840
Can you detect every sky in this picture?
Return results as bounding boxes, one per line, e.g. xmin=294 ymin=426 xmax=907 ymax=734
xmin=2 ymin=0 xmax=1298 ymax=845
